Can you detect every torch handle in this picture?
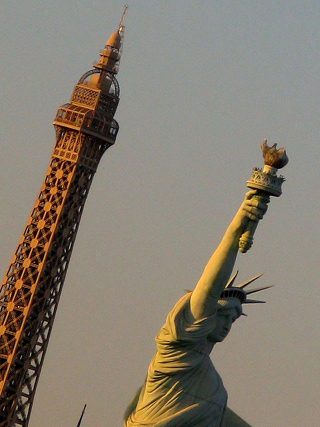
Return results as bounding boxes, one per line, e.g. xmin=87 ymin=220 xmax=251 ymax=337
xmin=239 ymin=193 xmax=269 ymax=253
xmin=239 ymin=222 xmax=258 ymax=253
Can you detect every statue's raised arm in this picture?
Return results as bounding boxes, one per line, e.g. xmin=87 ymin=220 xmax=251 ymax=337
xmin=190 ymin=189 xmax=268 ymax=320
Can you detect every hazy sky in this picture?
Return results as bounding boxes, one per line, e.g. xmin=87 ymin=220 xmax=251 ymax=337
xmin=0 ymin=1 xmax=319 ymax=426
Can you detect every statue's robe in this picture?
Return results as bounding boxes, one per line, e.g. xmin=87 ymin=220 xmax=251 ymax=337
xmin=124 ymin=293 xmax=228 ymax=426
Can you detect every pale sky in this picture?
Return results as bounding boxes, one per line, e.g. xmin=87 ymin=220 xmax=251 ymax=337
xmin=0 ymin=1 xmax=319 ymax=426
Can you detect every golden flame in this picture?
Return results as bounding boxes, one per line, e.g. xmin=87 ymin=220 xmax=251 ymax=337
xmin=261 ymin=139 xmax=289 ymax=169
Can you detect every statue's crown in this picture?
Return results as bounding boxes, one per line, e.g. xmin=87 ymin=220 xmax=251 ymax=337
xmin=221 ymin=271 xmax=272 ymax=315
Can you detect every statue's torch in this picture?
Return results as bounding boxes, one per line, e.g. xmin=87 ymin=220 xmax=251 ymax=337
xmin=239 ymin=139 xmax=289 ymax=253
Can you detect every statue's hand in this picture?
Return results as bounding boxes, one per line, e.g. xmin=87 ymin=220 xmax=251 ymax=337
xmin=232 ymin=190 xmax=269 ymax=234
xmin=243 ymin=189 xmax=269 ymax=220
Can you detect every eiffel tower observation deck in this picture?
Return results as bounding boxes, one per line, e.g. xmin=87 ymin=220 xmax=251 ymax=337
xmin=0 ymin=6 xmax=127 ymax=426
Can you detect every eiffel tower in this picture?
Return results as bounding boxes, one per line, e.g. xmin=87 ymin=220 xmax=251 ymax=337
xmin=0 ymin=7 xmax=127 ymax=426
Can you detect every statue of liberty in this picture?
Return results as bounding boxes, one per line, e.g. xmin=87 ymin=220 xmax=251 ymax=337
xmin=124 ymin=141 xmax=288 ymax=426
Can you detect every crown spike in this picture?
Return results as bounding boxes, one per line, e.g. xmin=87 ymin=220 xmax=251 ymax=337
xmin=246 ymin=285 xmax=273 ymax=295
xmin=225 ymin=270 xmax=239 ymax=288
xmin=237 ymin=273 xmax=264 ymax=289
xmin=244 ymin=299 xmax=266 ymax=304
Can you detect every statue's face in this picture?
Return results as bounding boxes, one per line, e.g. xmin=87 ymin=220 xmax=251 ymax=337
xmin=207 ymin=307 xmax=238 ymax=343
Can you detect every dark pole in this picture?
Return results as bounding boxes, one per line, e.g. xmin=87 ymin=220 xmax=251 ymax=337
xmin=76 ymin=404 xmax=87 ymax=427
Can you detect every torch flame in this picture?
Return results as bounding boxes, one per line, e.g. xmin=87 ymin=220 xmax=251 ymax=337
xmin=261 ymin=139 xmax=289 ymax=169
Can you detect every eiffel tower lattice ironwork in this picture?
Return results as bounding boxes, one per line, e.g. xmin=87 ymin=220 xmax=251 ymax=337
xmin=0 ymin=8 xmax=127 ymax=426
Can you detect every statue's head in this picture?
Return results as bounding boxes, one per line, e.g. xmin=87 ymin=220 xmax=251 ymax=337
xmin=208 ymin=271 xmax=271 ymax=343
xmin=208 ymin=298 xmax=242 ymax=343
